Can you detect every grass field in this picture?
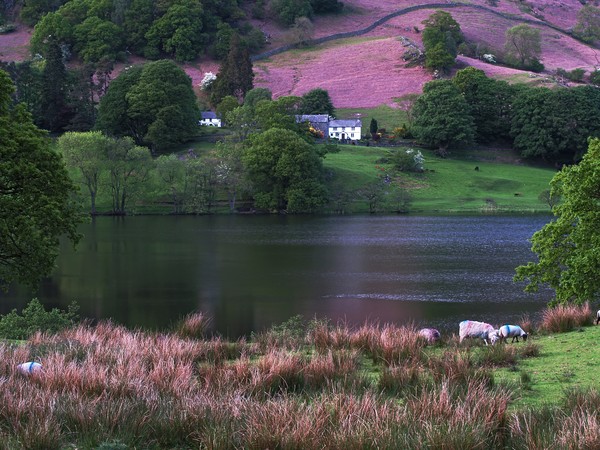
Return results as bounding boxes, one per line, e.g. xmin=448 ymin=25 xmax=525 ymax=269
xmin=323 ymin=143 xmax=557 ymax=214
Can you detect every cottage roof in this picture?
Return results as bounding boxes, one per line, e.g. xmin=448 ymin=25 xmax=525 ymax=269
xmin=329 ymin=119 xmax=362 ymax=128
xmin=295 ymin=114 xmax=330 ymax=123
xmin=201 ymin=111 xmax=218 ymax=120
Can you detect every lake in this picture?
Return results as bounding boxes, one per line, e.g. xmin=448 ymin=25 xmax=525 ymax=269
xmin=1 ymin=215 xmax=553 ymax=338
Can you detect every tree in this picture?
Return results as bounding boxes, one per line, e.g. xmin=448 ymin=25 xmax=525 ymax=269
xmin=574 ymin=5 xmax=600 ymax=43
xmin=369 ymin=118 xmax=378 ymax=137
xmin=57 ymin=131 xmax=109 ymax=215
xmin=210 ymin=34 xmax=254 ymax=104
xmin=104 ymin=137 xmax=153 ymax=215
xmin=421 ymin=10 xmax=463 ymax=73
xmin=411 ymin=80 xmax=475 ymax=156
xmin=243 ymin=128 xmax=327 ymax=212
xmin=243 ymin=87 xmax=272 ymax=111
xmin=74 ymin=16 xmax=124 ymax=64
xmin=96 ymin=60 xmax=198 ymax=151
xmin=144 ymin=0 xmax=207 ymax=62
xmin=155 ymin=153 xmax=188 ymax=214
xmin=301 ymin=88 xmax=335 ymax=116
xmin=452 ymin=67 xmax=516 ymax=143
xmin=0 ymin=69 xmax=81 ymax=289
xmin=504 ymin=24 xmax=542 ymax=69
xmin=271 ymin=0 xmax=313 ymax=26
xmin=510 ymin=86 xmax=600 ymax=163
xmin=515 ymin=138 xmax=600 ymax=306
xmin=39 ymin=35 xmax=72 ymax=132
xmin=214 ymin=141 xmax=248 ymax=212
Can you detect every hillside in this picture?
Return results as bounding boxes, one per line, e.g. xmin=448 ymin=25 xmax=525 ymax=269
xmin=1 ymin=0 xmax=598 ymax=109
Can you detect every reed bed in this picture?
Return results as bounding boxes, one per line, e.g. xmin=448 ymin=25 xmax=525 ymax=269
xmin=0 ymin=318 xmax=596 ymax=448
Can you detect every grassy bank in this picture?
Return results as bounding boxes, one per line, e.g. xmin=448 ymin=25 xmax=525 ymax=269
xmin=2 ymin=305 xmax=599 ymax=449
xmin=69 ymin=134 xmax=556 ymax=215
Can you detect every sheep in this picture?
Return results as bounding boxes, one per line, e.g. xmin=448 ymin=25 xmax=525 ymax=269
xmin=418 ymin=328 xmax=441 ymax=344
xmin=597 ymin=309 xmax=600 ymax=325
xmin=459 ymin=320 xmax=499 ymax=345
xmin=17 ymin=362 xmax=43 ymax=376
xmin=498 ymin=324 xmax=528 ymax=343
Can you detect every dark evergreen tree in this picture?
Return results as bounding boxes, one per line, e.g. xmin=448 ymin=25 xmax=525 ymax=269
xmin=369 ymin=118 xmax=378 ymax=136
xmin=211 ymin=34 xmax=254 ymax=104
xmin=39 ymin=35 xmax=72 ymax=132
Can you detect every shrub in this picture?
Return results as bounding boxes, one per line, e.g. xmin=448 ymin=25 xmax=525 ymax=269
xmin=390 ymin=149 xmax=424 ymax=172
xmin=0 ymin=298 xmax=79 ymax=340
xmin=589 ymin=70 xmax=600 ymax=85
xmin=539 ymin=302 xmax=593 ymax=333
xmin=175 ymin=312 xmax=210 ymax=339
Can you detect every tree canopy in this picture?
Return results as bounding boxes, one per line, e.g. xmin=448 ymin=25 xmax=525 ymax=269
xmin=421 ymin=10 xmax=463 ymax=73
xmin=504 ymin=24 xmax=542 ymax=70
xmin=210 ymin=34 xmax=254 ymax=105
xmin=0 ymin=69 xmax=82 ymax=289
xmin=96 ymin=60 xmax=198 ymax=152
xmin=515 ymin=138 xmax=600 ymax=306
xmin=411 ymin=79 xmax=475 ymax=155
xmin=243 ymin=128 xmax=327 ymax=212
xmin=301 ymin=88 xmax=335 ymax=116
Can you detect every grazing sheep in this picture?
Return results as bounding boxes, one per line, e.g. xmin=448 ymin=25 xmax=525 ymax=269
xmin=498 ymin=325 xmax=528 ymax=343
xmin=17 ymin=362 xmax=43 ymax=376
xmin=418 ymin=328 xmax=441 ymax=344
xmin=597 ymin=309 xmax=600 ymax=325
xmin=459 ymin=320 xmax=499 ymax=345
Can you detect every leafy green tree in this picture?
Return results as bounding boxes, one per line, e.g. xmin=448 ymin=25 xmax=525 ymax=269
xmin=452 ymin=67 xmax=516 ymax=143
xmin=123 ymin=0 xmax=155 ymax=53
xmin=515 ymin=138 xmax=600 ymax=306
xmin=243 ymin=87 xmax=272 ymax=111
xmin=301 ymin=88 xmax=335 ymax=116
xmin=214 ymin=141 xmax=248 ymax=212
xmin=0 ymin=69 xmax=82 ymax=289
xmin=104 ymin=136 xmax=153 ymax=214
xmin=210 ymin=34 xmax=254 ymax=104
xmin=95 ymin=64 xmax=144 ymax=141
xmin=421 ymin=10 xmax=463 ymax=73
xmin=504 ymin=24 xmax=542 ymax=69
xmin=254 ymin=95 xmax=302 ymax=132
xmin=213 ymin=21 xmax=235 ymax=60
xmin=20 ymin=0 xmax=68 ymax=26
xmin=155 ymin=153 xmax=188 ymax=214
xmin=144 ymin=0 xmax=207 ymax=62
xmin=411 ymin=80 xmax=475 ymax=156
xmin=574 ymin=5 xmax=600 ymax=43
xmin=510 ymin=86 xmax=600 ymax=163
xmin=74 ymin=16 xmax=124 ymax=64
xmin=243 ymin=128 xmax=327 ymax=212
xmin=216 ymin=95 xmax=239 ymax=125
xmin=97 ymin=60 xmax=198 ymax=151
xmin=57 ymin=131 xmax=109 ymax=215
xmin=271 ymin=0 xmax=313 ymax=26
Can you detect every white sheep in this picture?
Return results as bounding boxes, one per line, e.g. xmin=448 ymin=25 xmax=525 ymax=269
xmin=459 ymin=320 xmax=498 ymax=345
xmin=596 ymin=309 xmax=600 ymax=325
xmin=17 ymin=362 xmax=43 ymax=376
xmin=418 ymin=328 xmax=441 ymax=344
xmin=498 ymin=325 xmax=528 ymax=343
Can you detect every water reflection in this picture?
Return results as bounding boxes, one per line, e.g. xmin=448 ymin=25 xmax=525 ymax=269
xmin=1 ymin=215 xmax=553 ymax=338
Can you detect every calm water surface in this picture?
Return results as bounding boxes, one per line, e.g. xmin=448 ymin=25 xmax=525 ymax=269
xmin=1 ymin=215 xmax=553 ymax=338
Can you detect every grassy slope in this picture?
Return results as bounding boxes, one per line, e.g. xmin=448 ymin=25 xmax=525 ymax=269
xmin=495 ymin=325 xmax=600 ymax=408
xmin=323 ymin=143 xmax=556 ymax=213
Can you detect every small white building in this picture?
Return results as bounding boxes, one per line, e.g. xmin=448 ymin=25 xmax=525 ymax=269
xmin=199 ymin=111 xmax=221 ymax=127
xmin=328 ymin=119 xmax=362 ymax=141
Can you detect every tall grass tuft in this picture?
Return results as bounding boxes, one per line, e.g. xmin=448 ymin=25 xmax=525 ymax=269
xmin=175 ymin=311 xmax=210 ymax=339
xmin=540 ymin=302 xmax=593 ymax=333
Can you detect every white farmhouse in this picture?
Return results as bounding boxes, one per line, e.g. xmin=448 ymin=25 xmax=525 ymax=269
xmin=198 ymin=111 xmax=221 ymax=127
xmin=295 ymin=114 xmax=362 ymax=141
xmin=328 ymin=119 xmax=362 ymax=141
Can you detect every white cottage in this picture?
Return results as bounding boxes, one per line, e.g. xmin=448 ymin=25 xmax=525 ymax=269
xmin=199 ymin=111 xmax=221 ymax=127
xmin=328 ymin=119 xmax=362 ymax=141
xmin=295 ymin=114 xmax=362 ymax=141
